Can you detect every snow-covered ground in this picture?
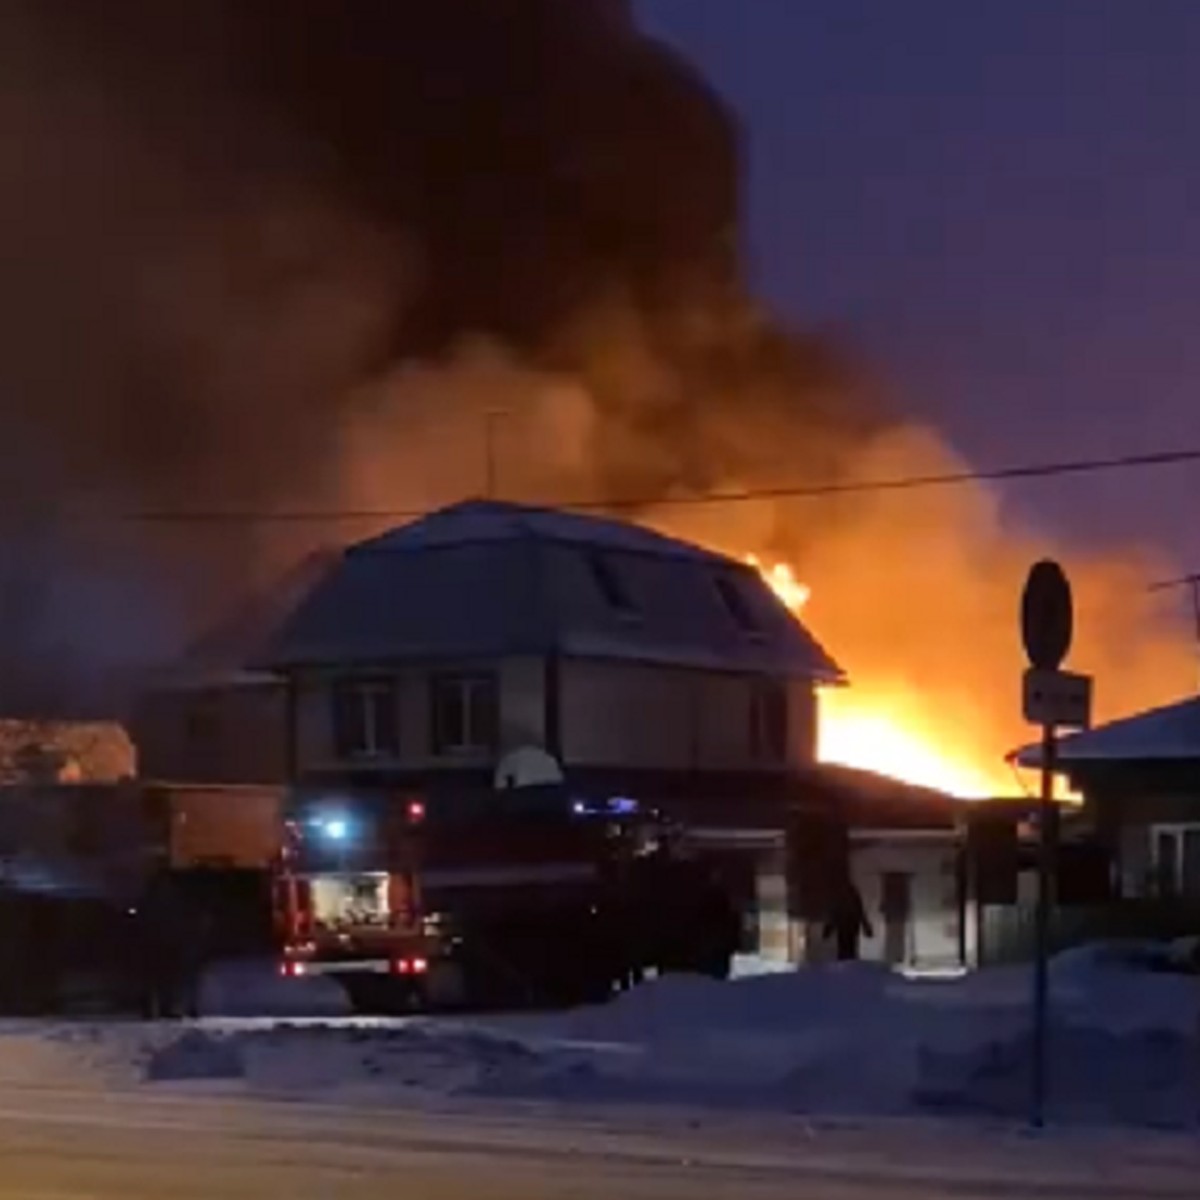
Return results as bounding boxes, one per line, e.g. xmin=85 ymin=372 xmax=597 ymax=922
xmin=0 ymin=945 xmax=1196 ymax=1195
xmin=7 ymin=942 xmax=1197 ymax=1129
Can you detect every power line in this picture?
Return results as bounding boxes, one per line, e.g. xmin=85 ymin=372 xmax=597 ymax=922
xmin=67 ymin=443 xmax=1200 ymax=524
xmin=1149 ymin=572 xmax=1200 ymax=593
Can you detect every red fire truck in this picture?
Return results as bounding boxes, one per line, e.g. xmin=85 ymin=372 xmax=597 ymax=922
xmin=273 ymin=786 xmax=737 ymax=1012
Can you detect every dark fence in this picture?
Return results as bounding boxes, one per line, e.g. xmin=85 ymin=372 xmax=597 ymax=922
xmin=0 ymin=867 xmax=274 ymax=1016
xmin=980 ymin=898 xmax=1200 ymax=966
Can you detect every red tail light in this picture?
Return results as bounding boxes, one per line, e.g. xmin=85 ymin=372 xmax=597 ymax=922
xmin=279 ymin=961 xmax=307 ymax=979
xmin=390 ymin=957 xmax=428 ymax=977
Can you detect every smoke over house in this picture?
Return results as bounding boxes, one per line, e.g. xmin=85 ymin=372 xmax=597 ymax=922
xmin=1 ymin=0 xmax=1191 ymax=788
xmin=1 ymin=0 xmax=871 ymax=713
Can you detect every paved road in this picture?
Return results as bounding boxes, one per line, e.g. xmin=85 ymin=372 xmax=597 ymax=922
xmin=0 ymin=1084 xmax=1196 ymax=1200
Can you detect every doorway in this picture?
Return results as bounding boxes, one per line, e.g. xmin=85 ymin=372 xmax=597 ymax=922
xmin=880 ymin=871 xmax=913 ymax=966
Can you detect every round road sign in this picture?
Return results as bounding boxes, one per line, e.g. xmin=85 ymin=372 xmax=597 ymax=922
xmin=1021 ymin=559 xmax=1073 ymax=670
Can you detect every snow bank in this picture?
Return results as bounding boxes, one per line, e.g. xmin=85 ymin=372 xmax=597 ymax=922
xmin=917 ymin=1024 xmax=1198 ymax=1128
xmin=144 ymin=1023 xmax=554 ymax=1095
xmin=27 ymin=942 xmax=1197 ymax=1129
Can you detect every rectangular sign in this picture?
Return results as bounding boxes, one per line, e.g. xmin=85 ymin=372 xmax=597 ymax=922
xmin=1022 ymin=667 xmax=1093 ymax=730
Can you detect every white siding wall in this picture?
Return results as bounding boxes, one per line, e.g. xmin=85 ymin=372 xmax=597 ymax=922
xmin=500 ymin=657 xmax=548 ymax=750
xmin=560 ymin=660 xmax=819 ymax=770
xmin=788 ymin=679 xmax=819 ymax=762
xmin=292 ymin=657 xmax=819 ymax=776
xmin=755 ymin=850 xmax=793 ymax=962
xmin=560 ymin=660 xmax=694 ymax=767
xmin=851 ymin=837 xmax=963 ymax=970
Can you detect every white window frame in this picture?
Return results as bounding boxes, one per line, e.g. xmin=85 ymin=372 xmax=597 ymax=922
xmin=332 ymin=677 xmax=398 ymax=760
xmin=1149 ymin=823 xmax=1200 ymax=898
xmin=431 ymin=672 xmax=498 ymax=756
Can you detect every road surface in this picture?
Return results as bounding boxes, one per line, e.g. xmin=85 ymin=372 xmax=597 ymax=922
xmin=0 ymin=1082 xmax=1195 ymax=1199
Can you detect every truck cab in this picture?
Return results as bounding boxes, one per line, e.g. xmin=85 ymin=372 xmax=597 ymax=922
xmin=274 ymin=786 xmax=620 ymax=1009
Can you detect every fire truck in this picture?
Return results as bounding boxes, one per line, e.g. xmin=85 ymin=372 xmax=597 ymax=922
xmin=272 ymin=783 xmax=738 ymax=1012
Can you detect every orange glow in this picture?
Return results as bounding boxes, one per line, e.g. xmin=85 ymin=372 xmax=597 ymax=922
xmin=748 ymin=554 xmax=1020 ymax=798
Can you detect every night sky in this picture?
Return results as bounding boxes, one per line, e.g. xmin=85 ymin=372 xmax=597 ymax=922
xmin=639 ymin=0 xmax=1200 ymax=568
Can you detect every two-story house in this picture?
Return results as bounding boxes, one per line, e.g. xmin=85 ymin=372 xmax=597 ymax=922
xmin=133 ymin=499 xmax=847 ymax=959
xmin=266 ymin=500 xmax=842 ymax=788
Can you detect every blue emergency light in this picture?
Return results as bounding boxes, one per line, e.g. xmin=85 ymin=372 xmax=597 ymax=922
xmin=310 ymin=813 xmax=351 ymax=842
xmin=570 ymin=796 xmax=639 ymax=818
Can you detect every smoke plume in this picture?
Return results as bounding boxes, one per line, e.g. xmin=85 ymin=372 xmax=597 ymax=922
xmin=2 ymin=0 xmax=1191 ymax=772
xmin=1 ymin=0 xmax=870 ymax=712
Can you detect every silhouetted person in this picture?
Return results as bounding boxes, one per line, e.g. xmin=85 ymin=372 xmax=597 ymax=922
xmin=697 ymin=869 xmax=740 ymax=980
xmin=824 ymin=877 xmax=873 ymax=961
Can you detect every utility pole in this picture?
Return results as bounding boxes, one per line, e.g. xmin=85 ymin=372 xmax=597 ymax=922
xmin=1149 ymin=573 xmax=1200 ymax=688
xmin=483 ymin=410 xmax=507 ymax=500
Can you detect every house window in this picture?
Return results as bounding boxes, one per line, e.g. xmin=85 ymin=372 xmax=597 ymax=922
xmin=431 ymin=673 xmax=499 ymax=756
xmin=714 ymin=573 xmax=763 ymax=637
xmin=1150 ymin=824 xmax=1200 ymax=897
xmin=750 ymin=679 xmax=789 ymax=762
xmin=588 ymin=552 xmax=638 ymax=619
xmin=331 ymin=677 xmax=398 ymax=759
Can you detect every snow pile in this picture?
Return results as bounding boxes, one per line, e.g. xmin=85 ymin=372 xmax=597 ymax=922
xmin=104 ymin=943 xmax=1200 ymax=1127
xmin=916 ymin=1025 xmax=1197 ymax=1127
xmin=908 ymin=945 xmax=1200 ymax=1127
xmin=147 ymin=1028 xmax=245 ymax=1081
xmin=144 ymin=1023 xmax=558 ymax=1095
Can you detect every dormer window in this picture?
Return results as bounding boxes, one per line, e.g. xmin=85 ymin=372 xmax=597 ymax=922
xmin=588 ymin=552 xmax=638 ymax=620
xmin=714 ymin=573 xmax=763 ymax=637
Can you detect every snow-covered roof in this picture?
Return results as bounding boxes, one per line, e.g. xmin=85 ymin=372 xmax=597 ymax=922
xmin=1014 ymin=694 xmax=1200 ymax=769
xmin=256 ymin=499 xmax=844 ymax=681
xmin=358 ymin=499 xmax=728 ymax=563
xmin=142 ymin=669 xmax=280 ymax=693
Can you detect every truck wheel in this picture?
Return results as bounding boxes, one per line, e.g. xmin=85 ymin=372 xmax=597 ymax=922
xmin=706 ymin=951 xmax=733 ymax=981
xmin=340 ymin=975 xmax=391 ymax=1014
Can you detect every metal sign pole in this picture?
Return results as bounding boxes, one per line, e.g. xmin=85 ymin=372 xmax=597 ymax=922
xmin=1020 ymin=557 xmax=1089 ymax=1132
xmin=1031 ymin=722 xmax=1057 ymax=1129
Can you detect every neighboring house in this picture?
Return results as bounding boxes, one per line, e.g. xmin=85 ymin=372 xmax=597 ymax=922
xmin=1016 ymin=694 xmax=1200 ymax=902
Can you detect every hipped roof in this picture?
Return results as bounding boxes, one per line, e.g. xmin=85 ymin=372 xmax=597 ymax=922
xmin=256 ymin=499 xmax=845 ymax=681
xmin=1014 ymin=694 xmax=1200 ymax=769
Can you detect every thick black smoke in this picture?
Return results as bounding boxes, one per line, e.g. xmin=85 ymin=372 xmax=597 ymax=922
xmin=1 ymin=0 xmax=873 ymax=713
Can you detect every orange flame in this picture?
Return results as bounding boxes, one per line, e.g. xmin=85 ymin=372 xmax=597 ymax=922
xmin=744 ymin=554 xmax=811 ymax=614
xmin=748 ymin=555 xmax=1017 ymax=798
